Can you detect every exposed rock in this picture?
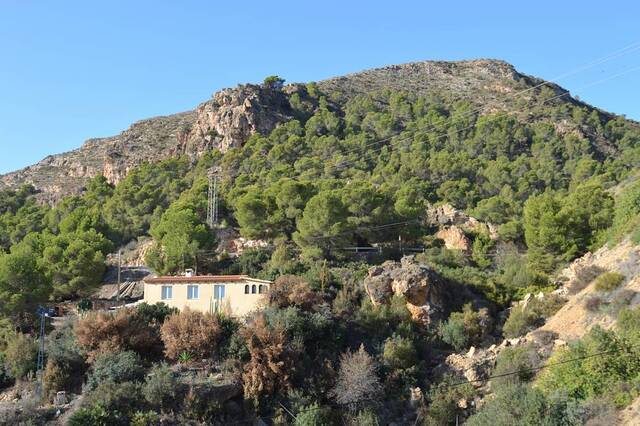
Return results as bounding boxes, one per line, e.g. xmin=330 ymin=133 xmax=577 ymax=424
xmin=540 ymin=238 xmax=640 ymax=341
xmin=363 ymin=256 xmax=449 ymax=325
xmin=1 ymin=59 xmax=612 ymax=203
xmin=467 ymin=346 xmax=477 ymax=358
xmin=444 ymin=350 xmax=497 ymax=387
xmin=364 ymin=264 xmax=396 ymax=305
xmin=427 ymin=204 xmax=499 ymax=242
xmin=435 ymin=225 xmax=472 ymax=251
xmin=180 ymin=84 xmax=295 ymax=155
xmin=225 ymin=237 xmax=271 ymax=257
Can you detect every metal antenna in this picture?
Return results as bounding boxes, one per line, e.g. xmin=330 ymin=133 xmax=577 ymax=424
xmin=207 ymin=168 xmax=219 ymax=228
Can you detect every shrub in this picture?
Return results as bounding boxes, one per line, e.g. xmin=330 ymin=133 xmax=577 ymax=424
xmin=584 ymin=295 xmax=603 ymax=312
xmin=136 ymin=302 xmax=178 ymax=327
xmin=44 ymin=360 xmax=68 ymax=398
xmin=47 ymin=320 xmax=85 ymax=368
xmin=131 ymin=411 xmax=161 ymax=426
xmin=438 ymin=315 xmax=467 ymax=351
xmin=332 ymin=345 xmax=381 ymax=408
xmin=491 ymin=344 xmax=539 ymax=389
xmin=268 ymin=275 xmax=322 ymax=310
xmin=594 ymin=271 xmax=625 ymax=292
xmin=218 ymin=315 xmax=248 ymax=360
xmin=350 ymin=409 xmax=380 ymax=426
xmin=294 ymin=403 xmax=339 ymax=425
xmin=75 ymin=308 xmax=161 ymax=362
xmin=4 ymin=332 xmax=37 ymax=378
xmin=45 ymin=320 xmax=86 ymax=394
xmin=242 ymin=314 xmax=295 ymax=401
xmin=85 ymin=351 xmax=145 ymax=391
xmin=422 ymin=376 xmax=476 ymax=426
xmin=82 ymin=381 xmax=144 ymax=425
xmin=466 ymin=384 xmax=564 ymax=426
xmin=182 ymin=382 xmax=225 ymax=421
xmin=536 ymin=326 xmax=640 ymax=407
xmin=0 ymin=353 xmax=14 ymax=390
xmin=439 ymin=304 xmax=491 ymax=351
xmin=160 ymin=308 xmax=221 ymax=360
xmin=383 ymin=334 xmax=417 ymax=370
xmin=617 ymin=306 xmax=640 ymax=343
xmin=142 ymin=362 xmax=178 ymax=410
xmin=502 ymin=306 xmax=539 ymax=338
xmin=68 ymin=404 xmax=114 ymax=426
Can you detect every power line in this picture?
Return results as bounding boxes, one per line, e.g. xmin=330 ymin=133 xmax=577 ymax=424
xmin=320 ymin=40 xmax=640 ymax=166
xmin=279 ymin=41 xmax=640 ymax=181
xmin=438 ymin=340 xmax=640 ymax=389
xmin=330 ymin=62 xmax=640 ymax=175
xmin=224 ymin=341 xmax=640 ymax=425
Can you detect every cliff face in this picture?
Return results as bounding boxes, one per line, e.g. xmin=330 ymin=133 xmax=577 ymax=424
xmin=0 ymin=84 xmax=295 ymax=203
xmin=178 ymin=84 xmax=295 ymax=155
xmin=0 ymin=59 xmax=607 ymax=202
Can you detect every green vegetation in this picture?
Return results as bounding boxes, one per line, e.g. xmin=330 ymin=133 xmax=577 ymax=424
xmin=1 ymin=78 xmax=640 ymax=423
xmin=594 ymin=271 xmax=626 ymax=292
xmin=502 ymin=294 xmax=564 ymax=338
xmin=537 ymin=326 xmax=640 ymax=407
xmin=438 ymin=303 xmax=491 ymax=351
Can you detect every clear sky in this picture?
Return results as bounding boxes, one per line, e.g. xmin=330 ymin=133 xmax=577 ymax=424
xmin=1 ymin=1 xmax=639 ymax=174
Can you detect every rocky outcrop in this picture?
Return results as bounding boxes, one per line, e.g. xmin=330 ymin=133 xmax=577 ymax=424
xmin=1 ymin=59 xmax=619 ymax=202
xmin=539 ymin=238 xmax=640 ymax=341
xmin=0 ymin=85 xmax=295 ymax=203
xmin=435 ymin=225 xmax=472 ymax=252
xmin=179 ymin=84 xmax=295 ymax=155
xmin=426 ymin=204 xmax=498 ymax=240
xmin=364 ymin=256 xmax=450 ymax=325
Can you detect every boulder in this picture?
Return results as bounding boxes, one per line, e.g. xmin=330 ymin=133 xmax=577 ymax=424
xmin=444 ymin=350 xmax=496 ymax=387
xmin=363 ymin=256 xmax=449 ymax=325
xmin=435 ymin=226 xmax=471 ymax=252
xmin=426 ymin=203 xmax=499 ymax=240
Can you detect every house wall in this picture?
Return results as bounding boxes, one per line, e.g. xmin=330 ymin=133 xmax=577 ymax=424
xmin=143 ymin=281 xmax=269 ymax=317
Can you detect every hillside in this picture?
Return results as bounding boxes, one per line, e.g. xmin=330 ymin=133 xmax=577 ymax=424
xmin=0 ymin=59 xmax=625 ymax=204
xmin=1 ymin=58 xmax=640 ymax=425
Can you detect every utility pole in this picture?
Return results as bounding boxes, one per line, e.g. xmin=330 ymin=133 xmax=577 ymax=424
xmin=116 ymin=250 xmax=122 ymax=303
xmin=35 ymin=306 xmax=48 ymax=401
xmin=207 ymin=168 xmax=219 ymax=228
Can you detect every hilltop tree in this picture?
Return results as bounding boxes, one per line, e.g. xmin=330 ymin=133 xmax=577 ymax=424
xmin=263 ymin=75 xmax=285 ymax=90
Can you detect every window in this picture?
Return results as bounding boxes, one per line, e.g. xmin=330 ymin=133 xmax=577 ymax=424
xmin=259 ymin=284 xmax=265 ymax=294
xmin=187 ymin=285 xmax=199 ymax=300
xmin=244 ymin=284 xmax=250 ymax=294
xmin=251 ymin=284 xmax=257 ymax=294
xmin=161 ymin=286 xmax=172 ymax=300
xmin=214 ymin=285 xmax=225 ymax=300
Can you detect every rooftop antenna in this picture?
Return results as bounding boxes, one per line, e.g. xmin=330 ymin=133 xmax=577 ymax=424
xmin=207 ymin=168 xmax=220 ymax=228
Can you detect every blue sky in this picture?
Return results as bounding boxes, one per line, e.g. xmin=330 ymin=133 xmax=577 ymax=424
xmin=1 ymin=1 xmax=639 ymax=174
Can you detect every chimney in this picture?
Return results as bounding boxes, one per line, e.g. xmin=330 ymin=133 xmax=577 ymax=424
xmin=185 ymin=268 xmax=194 ymax=277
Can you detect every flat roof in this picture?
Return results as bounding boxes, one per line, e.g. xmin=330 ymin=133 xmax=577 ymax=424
xmin=144 ymin=275 xmax=272 ymax=285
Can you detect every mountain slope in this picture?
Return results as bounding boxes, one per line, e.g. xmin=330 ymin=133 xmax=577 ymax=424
xmin=0 ymin=59 xmax=621 ymax=203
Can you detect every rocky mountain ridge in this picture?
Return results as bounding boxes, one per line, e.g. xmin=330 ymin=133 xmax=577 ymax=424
xmin=0 ymin=59 xmax=611 ymax=203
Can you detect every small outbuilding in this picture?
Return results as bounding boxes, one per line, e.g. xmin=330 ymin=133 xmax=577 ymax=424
xmin=143 ymin=274 xmax=271 ymax=317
